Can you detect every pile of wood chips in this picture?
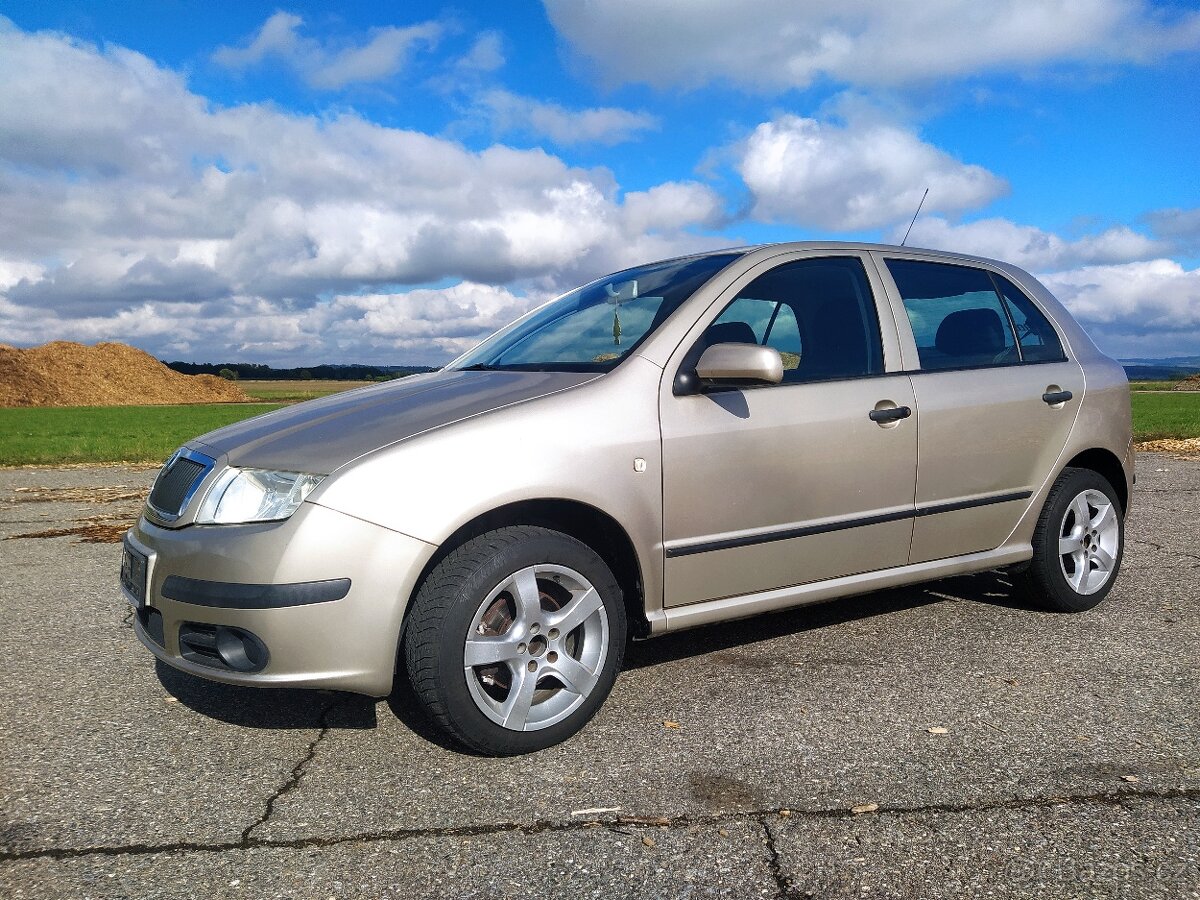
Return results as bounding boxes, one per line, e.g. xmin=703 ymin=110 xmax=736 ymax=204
xmin=1135 ymin=438 xmax=1200 ymax=456
xmin=0 ymin=341 xmax=249 ymax=407
xmin=1172 ymin=374 xmax=1200 ymax=391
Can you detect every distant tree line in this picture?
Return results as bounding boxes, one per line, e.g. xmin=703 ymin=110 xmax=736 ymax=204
xmin=1124 ymin=365 xmax=1200 ymax=381
xmin=165 ymin=361 xmax=437 ymax=381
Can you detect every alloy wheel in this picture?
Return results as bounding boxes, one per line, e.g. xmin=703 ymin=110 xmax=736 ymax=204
xmin=1057 ymin=488 xmax=1120 ymax=596
xmin=463 ymin=564 xmax=609 ymax=731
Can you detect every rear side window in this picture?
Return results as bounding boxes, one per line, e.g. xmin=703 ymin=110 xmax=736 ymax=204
xmin=886 ymin=260 xmax=1017 ymax=370
xmin=992 ymin=274 xmax=1066 ymax=362
xmin=708 ymin=256 xmax=883 ymax=383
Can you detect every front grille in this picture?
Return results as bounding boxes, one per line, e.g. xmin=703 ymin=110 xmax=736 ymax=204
xmin=148 ymin=454 xmax=208 ymax=518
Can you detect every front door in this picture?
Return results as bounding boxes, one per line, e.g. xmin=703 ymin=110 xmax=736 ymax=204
xmin=659 ymin=254 xmax=919 ymax=608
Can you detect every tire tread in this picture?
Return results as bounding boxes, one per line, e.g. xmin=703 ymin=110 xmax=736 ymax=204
xmin=1017 ymin=466 xmax=1123 ymax=613
xmin=403 ymin=526 xmax=623 ymax=754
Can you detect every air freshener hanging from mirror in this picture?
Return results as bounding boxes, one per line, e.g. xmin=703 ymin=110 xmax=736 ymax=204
xmin=605 ymin=279 xmax=636 ymax=346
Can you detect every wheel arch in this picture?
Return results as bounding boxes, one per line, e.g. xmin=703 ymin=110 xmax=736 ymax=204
xmin=402 ymin=498 xmax=650 ymax=641
xmin=1062 ymin=447 xmax=1129 ymax=514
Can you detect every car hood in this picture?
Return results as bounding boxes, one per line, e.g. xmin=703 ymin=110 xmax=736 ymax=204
xmin=190 ymin=370 xmax=601 ymax=474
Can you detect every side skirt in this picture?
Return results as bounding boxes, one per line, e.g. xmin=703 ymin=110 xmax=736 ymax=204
xmin=648 ymin=544 xmax=1032 ymax=635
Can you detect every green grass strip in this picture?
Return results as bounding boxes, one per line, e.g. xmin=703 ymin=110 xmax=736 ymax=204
xmin=238 ymin=380 xmax=372 ymax=402
xmin=1129 ymin=380 xmax=1185 ymax=392
xmin=1 ymin=392 xmax=1196 ymax=465
xmin=1130 ymin=392 xmax=1200 ymax=442
xmin=0 ymin=404 xmax=284 ymax=465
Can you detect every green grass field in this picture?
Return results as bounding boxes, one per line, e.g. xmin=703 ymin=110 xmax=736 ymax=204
xmin=2 ymin=383 xmax=1197 ymax=466
xmin=1129 ymin=380 xmax=1183 ymax=392
xmin=239 ymin=379 xmax=373 ymax=402
xmin=1130 ymin=391 xmax=1200 ymax=442
xmin=0 ymin=404 xmax=283 ymax=465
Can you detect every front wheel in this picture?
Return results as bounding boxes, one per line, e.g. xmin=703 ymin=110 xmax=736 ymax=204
xmin=403 ymin=526 xmax=626 ymax=755
xmin=1019 ymin=467 xmax=1124 ymax=612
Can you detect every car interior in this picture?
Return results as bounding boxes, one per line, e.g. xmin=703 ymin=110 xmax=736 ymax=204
xmin=701 ymin=259 xmax=881 ymax=383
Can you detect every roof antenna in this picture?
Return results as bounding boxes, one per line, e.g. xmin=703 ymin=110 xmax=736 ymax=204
xmin=900 ymin=187 xmax=929 ymax=246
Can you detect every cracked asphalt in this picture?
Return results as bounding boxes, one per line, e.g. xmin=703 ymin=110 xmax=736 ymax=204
xmin=1 ymin=457 xmax=1197 ymax=899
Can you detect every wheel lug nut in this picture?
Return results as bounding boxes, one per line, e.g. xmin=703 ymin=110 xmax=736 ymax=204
xmin=548 ymin=628 xmax=560 ymax=639
xmin=517 ymin=642 xmax=527 ymax=654
xmin=527 ymin=660 xmax=538 ymax=673
xmin=529 ymin=623 xmax=540 ymax=635
xmin=547 ymin=651 xmax=558 ymax=663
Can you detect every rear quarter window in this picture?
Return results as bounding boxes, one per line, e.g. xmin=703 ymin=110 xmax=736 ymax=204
xmin=991 ymin=274 xmax=1067 ymax=362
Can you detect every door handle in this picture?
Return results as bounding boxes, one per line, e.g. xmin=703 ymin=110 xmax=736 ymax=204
xmin=1042 ymin=390 xmax=1073 ymax=405
xmin=869 ymin=405 xmax=911 ymax=423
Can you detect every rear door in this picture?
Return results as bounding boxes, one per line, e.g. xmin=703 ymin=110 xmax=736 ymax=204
xmin=874 ymin=254 xmax=1084 ymax=563
xmin=659 ymin=252 xmax=918 ymax=607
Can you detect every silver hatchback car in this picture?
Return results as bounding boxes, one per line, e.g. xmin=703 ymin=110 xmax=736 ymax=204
xmin=122 ymin=242 xmax=1132 ymax=754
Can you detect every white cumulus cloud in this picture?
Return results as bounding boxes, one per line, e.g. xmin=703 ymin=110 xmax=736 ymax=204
xmin=737 ymin=115 xmax=1007 ymax=230
xmin=455 ymin=31 xmax=505 ymax=74
xmin=475 ymin=90 xmax=659 ymax=147
xmin=544 ymin=0 xmax=1200 ymax=90
xmin=1042 ymin=259 xmax=1200 ymax=357
xmin=334 ymin=283 xmax=544 ymax=359
xmin=1143 ymin=206 xmax=1200 ymax=254
xmin=896 ymin=216 xmax=1167 ymax=270
xmin=213 ymin=12 xmax=442 ymax=90
xmin=0 ymin=19 xmax=732 ymax=363
xmin=623 ymin=182 xmax=727 ymax=235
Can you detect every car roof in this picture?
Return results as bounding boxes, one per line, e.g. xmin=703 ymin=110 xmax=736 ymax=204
xmin=684 ymin=240 xmax=1013 ymax=271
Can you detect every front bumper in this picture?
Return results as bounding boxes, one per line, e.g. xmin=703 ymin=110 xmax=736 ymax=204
xmin=123 ymin=501 xmax=436 ymax=697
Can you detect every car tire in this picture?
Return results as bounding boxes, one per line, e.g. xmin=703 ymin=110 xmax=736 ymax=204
xmin=403 ymin=525 xmax=627 ymax=755
xmin=1018 ymin=467 xmax=1124 ymax=612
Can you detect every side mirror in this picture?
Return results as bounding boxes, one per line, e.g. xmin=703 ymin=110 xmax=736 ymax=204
xmin=695 ymin=342 xmax=784 ymax=387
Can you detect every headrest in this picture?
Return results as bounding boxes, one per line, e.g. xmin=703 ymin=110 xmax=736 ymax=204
xmin=935 ymin=308 xmax=1005 ymax=358
xmin=703 ymin=320 xmax=758 ymax=347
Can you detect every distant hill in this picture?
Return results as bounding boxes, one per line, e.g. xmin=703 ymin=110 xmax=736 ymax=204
xmin=1120 ymin=356 xmax=1200 ymax=382
xmin=164 ymin=361 xmax=437 ymax=381
xmin=1123 ymin=365 xmax=1200 ymax=381
xmin=1120 ymin=355 xmax=1200 ymax=368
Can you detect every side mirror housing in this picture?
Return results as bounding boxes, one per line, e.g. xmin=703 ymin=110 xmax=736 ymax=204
xmin=694 ymin=342 xmax=784 ymax=387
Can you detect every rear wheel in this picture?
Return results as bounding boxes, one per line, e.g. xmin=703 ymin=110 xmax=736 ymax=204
xmin=1019 ymin=467 xmax=1124 ymax=612
xmin=403 ymin=526 xmax=626 ymax=755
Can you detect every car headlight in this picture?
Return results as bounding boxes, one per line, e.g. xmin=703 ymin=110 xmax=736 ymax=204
xmin=195 ymin=468 xmax=325 ymax=525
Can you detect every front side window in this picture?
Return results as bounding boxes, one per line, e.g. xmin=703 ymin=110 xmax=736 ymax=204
xmin=886 ymin=260 xmax=1017 ymax=370
xmin=704 ymin=256 xmax=884 ymax=383
xmin=452 ymin=253 xmax=741 ymax=372
xmin=710 ymin=297 xmax=803 ymax=370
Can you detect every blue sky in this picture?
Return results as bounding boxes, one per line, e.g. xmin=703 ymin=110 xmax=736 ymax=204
xmin=1 ymin=1 xmax=1198 ymax=364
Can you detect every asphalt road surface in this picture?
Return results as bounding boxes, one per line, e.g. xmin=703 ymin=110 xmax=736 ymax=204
xmin=1 ymin=457 xmax=1197 ymax=899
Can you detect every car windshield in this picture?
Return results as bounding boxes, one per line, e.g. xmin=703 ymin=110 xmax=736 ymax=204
xmin=450 ymin=253 xmax=742 ymax=372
